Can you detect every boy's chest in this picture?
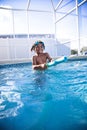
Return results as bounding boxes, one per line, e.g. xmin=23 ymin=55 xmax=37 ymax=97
xmin=36 ymin=55 xmax=46 ymax=64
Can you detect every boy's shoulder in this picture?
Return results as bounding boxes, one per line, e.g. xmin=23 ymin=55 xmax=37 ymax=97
xmin=33 ymin=55 xmax=37 ymax=59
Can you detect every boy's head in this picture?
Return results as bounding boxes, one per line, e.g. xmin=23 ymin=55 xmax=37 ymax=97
xmin=31 ymin=40 xmax=45 ymax=51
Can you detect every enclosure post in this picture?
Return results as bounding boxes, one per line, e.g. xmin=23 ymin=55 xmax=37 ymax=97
xmin=76 ymin=0 xmax=80 ymax=55
xmin=27 ymin=11 xmax=29 ymax=38
xmin=54 ymin=10 xmax=57 ymax=40
xmin=27 ymin=0 xmax=31 ymax=38
xmin=12 ymin=10 xmax=15 ymax=38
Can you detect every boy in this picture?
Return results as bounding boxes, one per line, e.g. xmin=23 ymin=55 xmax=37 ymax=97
xmin=31 ymin=40 xmax=52 ymax=70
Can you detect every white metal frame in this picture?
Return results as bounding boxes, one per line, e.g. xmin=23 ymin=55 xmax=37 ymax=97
xmin=54 ymin=0 xmax=87 ymax=54
xmin=0 ymin=0 xmax=87 ymax=53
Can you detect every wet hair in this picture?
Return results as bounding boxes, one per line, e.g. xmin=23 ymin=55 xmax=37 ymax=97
xmin=31 ymin=40 xmax=45 ymax=51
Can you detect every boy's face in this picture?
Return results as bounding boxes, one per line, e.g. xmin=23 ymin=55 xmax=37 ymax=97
xmin=35 ymin=43 xmax=44 ymax=54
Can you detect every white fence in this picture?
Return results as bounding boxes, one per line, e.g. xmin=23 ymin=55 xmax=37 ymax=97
xmin=0 ymin=38 xmax=71 ymax=64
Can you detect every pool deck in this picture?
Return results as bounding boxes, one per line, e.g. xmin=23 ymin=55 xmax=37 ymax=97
xmin=68 ymin=55 xmax=87 ymax=61
xmin=0 ymin=55 xmax=87 ymax=65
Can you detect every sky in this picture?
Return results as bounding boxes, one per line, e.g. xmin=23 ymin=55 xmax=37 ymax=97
xmin=0 ymin=0 xmax=87 ymax=49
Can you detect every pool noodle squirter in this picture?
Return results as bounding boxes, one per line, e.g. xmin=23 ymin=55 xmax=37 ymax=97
xmin=46 ymin=56 xmax=67 ymax=67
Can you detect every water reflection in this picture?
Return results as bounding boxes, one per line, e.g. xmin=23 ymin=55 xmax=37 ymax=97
xmin=28 ymin=70 xmax=53 ymax=102
xmin=0 ymin=80 xmax=23 ymax=119
xmin=33 ymin=71 xmax=47 ymax=88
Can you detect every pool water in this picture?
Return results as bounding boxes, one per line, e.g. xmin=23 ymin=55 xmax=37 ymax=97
xmin=0 ymin=61 xmax=87 ymax=130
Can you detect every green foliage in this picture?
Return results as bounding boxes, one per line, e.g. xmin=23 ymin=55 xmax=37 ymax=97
xmin=71 ymin=49 xmax=78 ymax=55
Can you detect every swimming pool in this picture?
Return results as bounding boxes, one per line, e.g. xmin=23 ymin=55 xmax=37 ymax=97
xmin=0 ymin=61 xmax=87 ymax=130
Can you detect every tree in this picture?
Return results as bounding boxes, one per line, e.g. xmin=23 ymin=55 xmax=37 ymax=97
xmin=71 ymin=49 xmax=78 ymax=55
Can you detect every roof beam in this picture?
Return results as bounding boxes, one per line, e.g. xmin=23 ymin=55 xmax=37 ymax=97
xmin=55 ymin=0 xmax=63 ymax=11
xmin=0 ymin=6 xmax=52 ymax=13
xmin=27 ymin=0 xmax=31 ymax=10
xmin=55 ymin=0 xmax=87 ymax=23
xmin=50 ymin=0 xmax=55 ymax=11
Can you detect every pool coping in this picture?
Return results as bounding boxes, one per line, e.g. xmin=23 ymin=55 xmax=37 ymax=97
xmin=0 ymin=58 xmax=32 ymax=65
xmin=0 ymin=55 xmax=87 ymax=66
xmin=68 ymin=55 xmax=87 ymax=61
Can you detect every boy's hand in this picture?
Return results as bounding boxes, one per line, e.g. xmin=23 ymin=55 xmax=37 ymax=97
xmin=41 ymin=64 xmax=45 ymax=68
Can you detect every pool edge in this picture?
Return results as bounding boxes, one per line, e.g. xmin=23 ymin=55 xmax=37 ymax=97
xmin=0 ymin=55 xmax=87 ymax=65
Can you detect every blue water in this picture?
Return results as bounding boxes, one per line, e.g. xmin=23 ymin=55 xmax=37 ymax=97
xmin=0 ymin=61 xmax=87 ymax=130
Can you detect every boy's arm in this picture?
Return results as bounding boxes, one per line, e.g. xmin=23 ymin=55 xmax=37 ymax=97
xmin=32 ymin=64 xmax=47 ymax=70
xmin=46 ymin=53 xmax=52 ymax=62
